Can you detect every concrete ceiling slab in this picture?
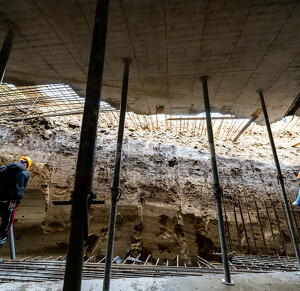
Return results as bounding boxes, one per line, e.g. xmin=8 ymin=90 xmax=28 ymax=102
xmin=0 ymin=0 xmax=299 ymax=122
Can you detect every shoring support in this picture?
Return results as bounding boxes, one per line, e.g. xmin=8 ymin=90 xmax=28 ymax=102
xmin=103 ymin=58 xmax=131 ymax=291
xmin=63 ymin=1 xmax=110 ymax=290
xmin=0 ymin=24 xmax=17 ymax=83
xmin=232 ymin=109 xmax=262 ymax=142
xmin=8 ymin=225 xmax=15 ymax=260
xmin=257 ymin=89 xmax=300 ymax=268
xmin=201 ymin=76 xmax=234 ymax=285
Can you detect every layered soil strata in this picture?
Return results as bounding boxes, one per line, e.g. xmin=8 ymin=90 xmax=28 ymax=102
xmin=0 ymin=117 xmax=299 ymax=265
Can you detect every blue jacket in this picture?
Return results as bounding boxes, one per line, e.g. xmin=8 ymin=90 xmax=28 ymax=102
xmin=0 ymin=163 xmax=30 ymax=203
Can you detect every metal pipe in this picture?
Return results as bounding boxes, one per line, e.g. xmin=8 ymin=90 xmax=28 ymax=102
xmin=63 ymin=1 xmax=110 ymax=290
xmin=0 ymin=25 xmax=17 ymax=83
xmin=201 ymin=76 xmax=233 ymax=285
xmin=257 ymin=89 xmax=300 ymax=268
xmin=8 ymin=225 xmax=15 ymax=260
xmin=103 ymin=58 xmax=130 ymax=291
xmin=237 ymin=197 xmax=251 ymax=254
xmin=232 ymin=109 xmax=262 ymax=142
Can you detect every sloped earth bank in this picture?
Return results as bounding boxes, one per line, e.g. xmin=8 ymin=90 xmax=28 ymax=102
xmin=0 ymin=117 xmax=299 ymax=266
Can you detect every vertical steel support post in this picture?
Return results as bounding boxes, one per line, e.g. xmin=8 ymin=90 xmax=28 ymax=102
xmin=63 ymin=1 xmax=110 ymax=290
xmin=201 ymin=76 xmax=233 ymax=285
xmin=8 ymin=225 xmax=15 ymax=260
xmin=103 ymin=58 xmax=131 ymax=291
xmin=258 ymin=89 xmax=300 ymax=267
xmin=0 ymin=25 xmax=17 ymax=83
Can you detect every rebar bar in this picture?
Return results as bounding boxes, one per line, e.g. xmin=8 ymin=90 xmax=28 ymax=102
xmin=276 ymin=191 xmax=293 ymax=240
xmin=237 ymin=197 xmax=251 ymax=254
xmin=231 ymin=193 xmax=242 ymax=253
xmin=262 ymin=192 xmax=279 ymax=257
xmin=223 ymin=197 xmax=233 ymax=252
xmin=269 ymin=192 xmax=288 ymax=256
xmin=243 ymin=193 xmax=258 ymax=254
xmin=253 ymin=199 xmax=268 ymax=254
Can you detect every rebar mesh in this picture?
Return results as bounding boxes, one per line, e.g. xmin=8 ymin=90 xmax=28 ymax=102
xmin=0 ymin=83 xmax=299 ymax=142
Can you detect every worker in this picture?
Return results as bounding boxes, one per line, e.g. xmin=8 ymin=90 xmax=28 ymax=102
xmin=0 ymin=156 xmax=31 ymax=251
xmin=292 ymin=172 xmax=300 ymax=207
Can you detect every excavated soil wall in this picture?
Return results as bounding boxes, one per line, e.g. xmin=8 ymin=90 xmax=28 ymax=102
xmin=0 ymin=119 xmax=299 ymax=265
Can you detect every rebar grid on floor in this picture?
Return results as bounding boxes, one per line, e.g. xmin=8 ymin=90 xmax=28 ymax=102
xmin=0 ymin=255 xmax=298 ymax=283
xmin=1 ymin=84 xmax=299 ymax=142
xmin=232 ymin=255 xmax=299 ymax=271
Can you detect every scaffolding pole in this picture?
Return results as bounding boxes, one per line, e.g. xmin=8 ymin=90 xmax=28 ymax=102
xmin=257 ymin=89 xmax=300 ymax=268
xmin=103 ymin=58 xmax=131 ymax=291
xmin=63 ymin=1 xmax=110 ymax=290
xmin=201 ymin=76 xmax=233 ymax=285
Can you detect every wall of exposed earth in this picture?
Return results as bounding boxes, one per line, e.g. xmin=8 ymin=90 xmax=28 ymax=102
xmin=0 ymin=118 xmax=299 ymax=265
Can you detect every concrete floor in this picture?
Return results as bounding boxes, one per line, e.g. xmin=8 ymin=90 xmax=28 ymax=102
xmin=0 ymin=272 xmax=299 ymax=291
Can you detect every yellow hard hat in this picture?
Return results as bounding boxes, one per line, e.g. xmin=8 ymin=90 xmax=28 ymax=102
xmin=298 ymin=172 xmax=300 ymax=179
xmin=19 ymin=156 xmax=32 ymax=170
